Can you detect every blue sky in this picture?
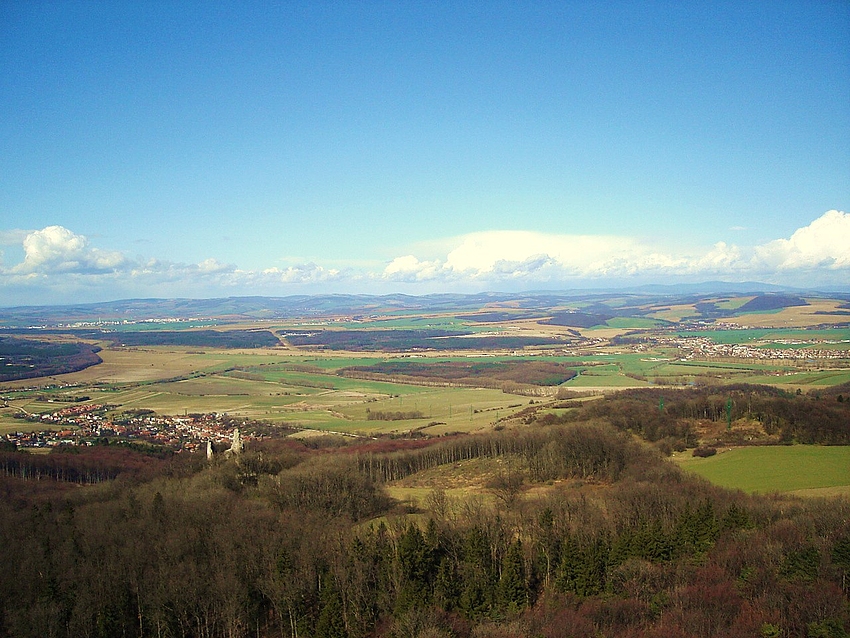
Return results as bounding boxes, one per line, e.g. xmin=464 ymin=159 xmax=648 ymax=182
xmin=1 ymin=1 xmax=848 ymax=305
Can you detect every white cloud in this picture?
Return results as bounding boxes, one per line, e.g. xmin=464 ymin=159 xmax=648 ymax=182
xmin=754 ymin=210 xmax=850 ymax=270
xmin=444 ymin=231 xmax=639 ymax=276
xmin=262 ymin=263 xmax=342 ymax=284
xmin=2 ymin=212 xmax=849 ymax=304
xmin=381 ymin=211 xmax=850 ymax=287
xmin=384 ymin=255 xmax=444 ymax=282
xmin=12 ymin=226 xmax=127 ymax=275
xmin=691 ymin=241 xmax=745 ymax=273
xmin=384 ymin=230 xmax=689 ymax=282
xmin=195 ymin=258 xmax=233 ymax=274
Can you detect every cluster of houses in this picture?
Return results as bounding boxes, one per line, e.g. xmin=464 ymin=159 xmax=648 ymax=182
xmin=2 ymin=404 xmax=250 ymax=453
xmin=665 ymin=336 xmax=849 ymax=361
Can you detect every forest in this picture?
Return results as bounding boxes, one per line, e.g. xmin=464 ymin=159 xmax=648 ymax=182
xmin=278 ymin=330 xmax=559 ymax=352
xmin=0 ymin=337 xmax=102 ymax=382
xmin=560 ymin=384 xmax=850 ymax=447
xmin=339 ymin=360 xmax=578 ymax=391
xmin=91 ymin=329 xmax=282 ymax=349
xmin=0 ymin=385 xmax=848 ymax=638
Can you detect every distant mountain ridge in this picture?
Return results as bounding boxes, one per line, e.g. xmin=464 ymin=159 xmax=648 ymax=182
xmin=1 ymin=284 xmax=847 ymax=327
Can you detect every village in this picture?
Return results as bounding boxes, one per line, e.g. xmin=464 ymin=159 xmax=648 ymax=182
xmin=668 ymin=335 xmax=850 ymax=361
xmin=1 ymin=402 xmax=251 ymax=453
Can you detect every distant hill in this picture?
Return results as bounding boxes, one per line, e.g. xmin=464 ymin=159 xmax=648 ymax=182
xmin=542 ymin=311 xmax=613 ymax=328
xmin=0 ymin=336 xmax=102 ymax=381
xmin=736 ymin=294 xmax=809 ymax=313
xmin=627 ymin=280 xmax=798 ymax=295
xmin=0 ymin=285 xmax=845 ymax=327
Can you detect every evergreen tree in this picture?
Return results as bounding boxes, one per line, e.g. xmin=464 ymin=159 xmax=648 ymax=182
xmin=721 ymin=502 xmax=752 ymax=531
xmin=434 ymin=556 xmax=460 ymax=612
xmin=395 ymin=522 xmax=434 ymax=613
xmin=555 ymin=535 xmax=579 ymax=595
xmin=497 ymin=539 xmax=528 ymax=614
xmin=315 ymin=578 xmax=348 ymax=638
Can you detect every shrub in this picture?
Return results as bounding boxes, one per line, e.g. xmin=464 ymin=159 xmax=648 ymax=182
xmin=692 ymin=446 xmax=718 ymax=458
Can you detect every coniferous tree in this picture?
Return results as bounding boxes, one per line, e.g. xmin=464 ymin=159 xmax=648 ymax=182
xmin=315 ymin=578 xmax=348 ymax=638
xmin=395 ymin=523 xmax=433 ymax=614
xmin=498 ymin=539 xmax=528 ymax=614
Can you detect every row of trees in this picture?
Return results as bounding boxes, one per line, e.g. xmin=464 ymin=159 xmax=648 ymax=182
xmin=354 ymin=424 xmax=648 ymax=484
xmin=0 ymin=445 xmax=172 ymax=484
xmin=340 ymin=361 xmax=577 ymax=389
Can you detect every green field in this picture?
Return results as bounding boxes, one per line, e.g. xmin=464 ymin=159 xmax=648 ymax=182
xmin=559 ymin=353 xmax=799 ymax=388
xmin=676 ymin=446 xmax=850 ymax=495
xmin=678 ymin=327 xmax=850 ymax=345
xmin=0 ymin=352 xmax=532 ymax=435
xmin=604 ymin=317 xmax=669 ymax=329
xmin=337 ymin=316 xmax=487 ymax=331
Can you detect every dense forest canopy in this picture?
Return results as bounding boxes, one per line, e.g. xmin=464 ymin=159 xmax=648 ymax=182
xmin=339 ymin=360 xmax=578 ymax=389
xmin=279 ymin=329 xmax=560 ymax=352
xmin=1 ymin=387 xmax=849 ymax=637
xmin=0 ymin=336 xmax=102 ymax=381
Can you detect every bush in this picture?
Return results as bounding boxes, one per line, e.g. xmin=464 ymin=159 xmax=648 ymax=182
xmin=692 ymin=446 xmax=718 ymax=458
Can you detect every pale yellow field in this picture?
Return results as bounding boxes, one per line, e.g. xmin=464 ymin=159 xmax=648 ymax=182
xmin=577 ymin=327 xmax=631 ymax=339
xmin=0 ymin=348 xmax=225 ymax=387
xmin=646 ymin=303 xmax=700 ymax=322
xmin=720 ymin=299 xmax=850 ymax=328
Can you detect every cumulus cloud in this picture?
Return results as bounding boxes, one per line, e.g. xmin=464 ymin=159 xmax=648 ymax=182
xmin=445 ymin=231 xmax=639 ymax=276
xmin=754 ymin=210 xmax=850 ymax=270
xmin=384 ymin=255 xmax=444 ymax=282
xmin=0 ymin=226 xmax=348 ymax=299
xmin=262 ymin=263 xmax=342 ymax=284
xmin=383 ymin=230 xmax=684 ymax=282
xmin=2 ymin=212 xmax=849 ymax=304
xmin=195 ymin=258 xmax=233 ymax=274
xmin=12 ymin=226 xmax=127 ymax=275
xmin=689 ymin=242 xmax=746 ymax=273
xmin=381 ymin=211 xmax=850 ymax=286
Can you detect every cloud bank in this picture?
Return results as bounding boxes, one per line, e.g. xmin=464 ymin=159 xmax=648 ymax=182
xmin=382 ymin=210 xmax=850 ymax=286
xmin=1 ymin=211 xmax=848 ymax=304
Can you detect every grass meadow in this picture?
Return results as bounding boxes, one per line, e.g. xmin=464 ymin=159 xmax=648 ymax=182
xmin=678 ymin=327 xmax=850 ymax=345
xmin=675 ymin=445 xmax=850 ymax=495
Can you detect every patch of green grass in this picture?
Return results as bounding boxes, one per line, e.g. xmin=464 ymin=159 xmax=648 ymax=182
xmin=736 ymin=307 xmax=785 ymax=316
xmin=294 ymin=357 xmax=386 ymax=371
xmin=605 ymin=317 xmax=669 ymax=329
xmin=342 ymin=317 xmax=488 ymax=331
xmin=715 ymin=297 xmax=753 ymax=310
xmin=678 ymin=328 xmax=850 ymax=346
xmin=338 ymin=387 xmax=530 ymax=430
xmin=741 ymin=370 xmax=850 ymax=387
xmin=566 ymin=364 xmax=652 ymax=387
xmin=0 ymin=418 xmax=66 ymax=435
xmin=675 ymin=446 xmax=850 ymax=494
xmin=677 ymin=329 xmax=774 ymax=344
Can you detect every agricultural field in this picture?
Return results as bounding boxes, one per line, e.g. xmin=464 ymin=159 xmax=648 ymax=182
xmin=0 ymin=349 xmax=545 ymax=436
xmin=676 ymin=445 xmax=850 ymax=497
xmin=1 ymin=291 xmax=848 ymax=437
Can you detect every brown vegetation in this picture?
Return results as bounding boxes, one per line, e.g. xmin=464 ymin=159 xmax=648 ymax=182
xmin=340 ymin=360 xmax=577 ymax=394
xmin=0 ymin=404 xmax=848 ymax=637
